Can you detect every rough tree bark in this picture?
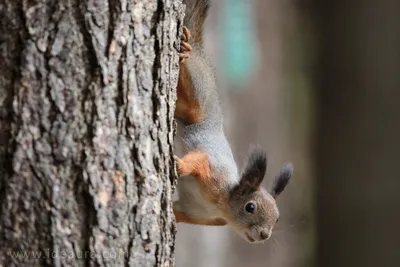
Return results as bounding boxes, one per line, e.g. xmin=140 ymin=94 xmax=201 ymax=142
xmin=0 ymin=0 xmax=182 ymax=266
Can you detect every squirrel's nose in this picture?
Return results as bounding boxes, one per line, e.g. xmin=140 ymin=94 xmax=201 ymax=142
xmin=260 ymin=230 xmax=271 ymax=240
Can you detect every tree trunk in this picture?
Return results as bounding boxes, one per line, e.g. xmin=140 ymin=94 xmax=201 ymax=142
xmin=0 ymin=0 xmax=183 ymax=266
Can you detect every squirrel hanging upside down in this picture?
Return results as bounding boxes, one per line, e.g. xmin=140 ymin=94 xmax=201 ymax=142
xmin=173 ymin=0 xmax=293 ymax=243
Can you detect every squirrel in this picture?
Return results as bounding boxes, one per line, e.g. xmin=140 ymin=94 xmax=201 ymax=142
xmin=173 ymin=0 xmax=293 ymax=243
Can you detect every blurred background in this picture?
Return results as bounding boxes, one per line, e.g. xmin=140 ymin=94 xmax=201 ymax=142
xmin=176 ymin=0 xmax=400 ymax=267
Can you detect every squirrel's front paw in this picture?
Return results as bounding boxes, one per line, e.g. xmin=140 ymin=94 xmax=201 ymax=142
xmin=174 ymin=155 xmax=186 ymax=176
xmin=179 ymin=26 xmax=192 ymax=62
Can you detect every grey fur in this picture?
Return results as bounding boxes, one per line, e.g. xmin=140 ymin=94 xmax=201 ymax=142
xmin=182 ymin=49 xmax=239 ymax=184
xmin=183 ymin=0 xmax=210 ymax=44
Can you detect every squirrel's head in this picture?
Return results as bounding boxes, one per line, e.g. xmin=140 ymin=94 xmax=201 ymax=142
xmin=227 ymin=146 xmax=293 ymax=243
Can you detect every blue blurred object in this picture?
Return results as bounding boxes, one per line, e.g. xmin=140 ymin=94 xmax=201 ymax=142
xmin=220 ymin=0 xmax=258 ymax=90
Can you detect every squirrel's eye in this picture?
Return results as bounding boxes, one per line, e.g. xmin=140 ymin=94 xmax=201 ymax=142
xmin=245 ymin=202 xmax=256 ymax=214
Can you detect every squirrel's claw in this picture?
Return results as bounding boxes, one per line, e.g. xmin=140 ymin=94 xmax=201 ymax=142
xmin=179 ymin=53 xmax=190 ymax=62
xmin=181 ymin=41 xmax=192 ymax=52
xmin=181 ymin=26 xmax=191 ymax=42
xmin=174 ymin=155 xmax=184 ymax=176
xmin=179 ymin=26 xmax=192 ymax=62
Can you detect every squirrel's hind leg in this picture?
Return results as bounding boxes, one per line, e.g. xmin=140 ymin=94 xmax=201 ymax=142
xmin=176 ymin=26 xmax=205 ymax=124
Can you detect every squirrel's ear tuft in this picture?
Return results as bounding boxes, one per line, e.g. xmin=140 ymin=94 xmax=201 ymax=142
xmin=237 ymin=146 xmax=267 ymax=194
xmin=270 ymin=163 xmax=293 ymax=198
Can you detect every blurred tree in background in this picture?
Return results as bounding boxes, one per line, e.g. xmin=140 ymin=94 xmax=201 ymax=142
xmin=309 ymin=0 xmax=400 ymax=266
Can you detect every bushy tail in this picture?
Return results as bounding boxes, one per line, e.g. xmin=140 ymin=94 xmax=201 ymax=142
xmin=183 ymin=0 xmax=210 ymax=46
